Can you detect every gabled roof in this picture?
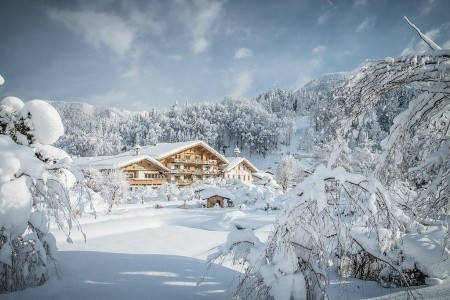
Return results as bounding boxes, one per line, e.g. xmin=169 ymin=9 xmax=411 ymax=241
xmin=252 ymin=172 xmax=274 ymax=180
xmin=199 ymin=188 xmax=235 ymax=200
xmin=222 ymin=157 xmax=259 ymax=173
xmin=74 ymin=154 xmax=169 ymax=172
xmin=140 ymin=140 xmax=228 ymax=163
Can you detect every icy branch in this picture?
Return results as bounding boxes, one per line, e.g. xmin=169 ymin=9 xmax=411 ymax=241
xmin=404 ymin=16 xmax=442 ymax=51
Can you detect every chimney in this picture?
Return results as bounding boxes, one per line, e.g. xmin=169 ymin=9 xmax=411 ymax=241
xmin=234 ymin=147 xmax=240 ymax=157
xmin=133 ymin=145 xmax=142 ymax=156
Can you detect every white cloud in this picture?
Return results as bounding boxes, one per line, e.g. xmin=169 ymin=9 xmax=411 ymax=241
xmin=401 ymin=27 xmax=441 ymax=55
xmin=443 ymin=39 xmax=450 ymax=49
xmin=313 ymin=45 xmax=327 ymax=54
xmin=354 ymin=0 xmax=368 ymax=9
xmin=168 ymin=54 xmax=183 ymax=62
xmin=419 ymin=0 xmax=438 ymax=16
xmin=356 ymin=16 xmax=376 ymax=33
xmin=88 ymin=89 xmax=152 ymax=111
xmin=232 ymin=71 xmax=253 ymax=97
xmin=342 ymin=50 xmax=353 ymax=56
xmin=175 ymin=0 xmax=224 ymax=54
xmin=234 ymin=47 xmax=253 ymax=59
xmin=295 ymin=58 xmax=322 ymax=88
xmin=192 ymin=38 xmax=210 ymax=54
xmin=47 ymin=8 xmax=136 ymax=56
xmin=128 ymin=8 xmax=166 ymax=36
xmin=159 ymin=86 xmax=181 ymax=96
xmin=317 ymin=11 xmax=330 ymax=25
xmin=193 ymin=0 xmax=223 ymax=37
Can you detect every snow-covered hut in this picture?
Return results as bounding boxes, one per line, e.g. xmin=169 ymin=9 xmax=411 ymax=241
xmin=199 ymin=188 xmax=235 ymax=208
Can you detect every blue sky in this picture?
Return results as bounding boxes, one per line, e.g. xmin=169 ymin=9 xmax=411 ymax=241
xmin=0 ymin=0 xmax=449 ymax=110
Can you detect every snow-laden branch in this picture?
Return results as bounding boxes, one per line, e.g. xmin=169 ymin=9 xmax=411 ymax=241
xmin=404 ymin=16 xmax=442 ymax=51
xmin=208 ymin=165 xmax=422 ymax=299
xmin=327 ymin=45 xmax=450 ymax=219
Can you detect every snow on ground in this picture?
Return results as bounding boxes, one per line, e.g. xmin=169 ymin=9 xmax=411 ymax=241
xmin=1 ymin=203 xmax=276 ymax=300
xmin=1 ymin=200 xmax=449 ymax=299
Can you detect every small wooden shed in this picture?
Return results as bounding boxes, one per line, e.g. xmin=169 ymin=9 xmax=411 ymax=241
xmin=199 ymin=188 xmax=235 ymax=208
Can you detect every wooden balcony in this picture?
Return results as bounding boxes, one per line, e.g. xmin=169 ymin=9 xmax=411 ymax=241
xmin=176 ymin=179 xmax=193 ymax=186
xmin=172 ymin=158 xmax=217 ymax=165
xmin=128 ymin=178 xmax=168 ymax=186
xmin=169 ymin=169 xmax=220 ymax=175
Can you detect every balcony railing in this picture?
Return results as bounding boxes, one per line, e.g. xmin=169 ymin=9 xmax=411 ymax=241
xmin=176 ymin=179 xmax=193 ymax=186
xmin=129 ymin=178 xmax=168 ymax=186
xmin=172 ymin=158 xmax=217 ymax=165
xmin=169 ymin=169 xmax=220 ymax=175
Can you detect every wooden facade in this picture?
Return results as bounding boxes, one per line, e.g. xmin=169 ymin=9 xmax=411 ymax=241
xmin=76 ymin=141 xmax=259 ymax=189
xmin=122 ymin=159 xmax=168 ymax=188
xmin=222 ymin=158 xmax=258 ymax=183
xmin=158 ymin=144 xmax=227 ymax=186
xmin=206 ymin=195 xmax=225 ymax=208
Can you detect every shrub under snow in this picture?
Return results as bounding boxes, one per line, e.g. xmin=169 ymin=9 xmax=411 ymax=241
xmin=0 ymin=92 xmax=82 ymax=293
xmin=209 ymin=21 xmax=450 ymax=299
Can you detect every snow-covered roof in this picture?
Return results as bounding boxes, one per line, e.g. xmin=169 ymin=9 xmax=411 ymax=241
xmin=222 ymin=157 xmax=259 ymax=173
xmin=74 ymin=154 xmax=169 ymax=171
xmin=252 ymin=172 xmax=273 ymax=179
xmin=199 ymin=188 xmax=235 ymax=200
xmin=140 ymin=140 xmax=227 ymax=163
xmin=73 ymin=141 xmax=261 ymax=176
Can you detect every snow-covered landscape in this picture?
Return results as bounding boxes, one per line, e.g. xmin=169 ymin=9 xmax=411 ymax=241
xmin=0 ymin=202 xmax=275 ymax=300
xmin=1 ymin=201 xmax=449 ymax=299
xmin=1 ymin=1 xmax=450 ymax=299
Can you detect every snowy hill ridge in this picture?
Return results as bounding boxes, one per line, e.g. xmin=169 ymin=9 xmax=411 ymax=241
xmin=50 ymin=73 xmax=350 ymax=159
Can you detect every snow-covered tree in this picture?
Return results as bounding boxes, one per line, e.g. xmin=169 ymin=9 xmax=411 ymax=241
xmin=208 ymin=165 xmax=421 ymax=299
xmin=329 ymin=18 xmax=449 ymax=220
xmin=208 ymin=18 xmax=449 ymax=299
xmin=0 ymin=83 xmax=83 ymax=292
xmin=274 ymin=155 xmax=298 ymax=192
xmin=100 ymin=169 xmax=130 ymax=213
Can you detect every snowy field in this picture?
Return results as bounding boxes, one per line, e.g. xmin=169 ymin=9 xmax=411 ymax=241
xmin=2 ymin=202 xmax=449 ymax=300
xmin=1 ymin=203 xmax=276 ymax=300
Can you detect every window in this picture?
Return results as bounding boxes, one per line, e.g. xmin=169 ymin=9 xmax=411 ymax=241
xmin=175 ymin=165 xmax=180 ymax=169
xmin=185 ymin=155 xmax=191 ymax=160
xmin=126 ymin=172 xmax=134 ymax=179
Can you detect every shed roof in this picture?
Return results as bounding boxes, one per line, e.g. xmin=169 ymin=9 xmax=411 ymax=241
xmin=199 ymin=188 xmax=235 ymax=200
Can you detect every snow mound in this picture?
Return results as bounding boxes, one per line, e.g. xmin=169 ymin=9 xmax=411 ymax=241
xmin=21 ymin=100 xmax=64 ymax=144
xmin=35 ymin=144 xmax=72 ymax=163
xmin=0 ymin=136 xmax=37 ymax=237
xmin=402 ymin=229 xmax=450 ymax=279
xmin=1 ymin=96 xmax=24 ymax=112
xmin=0 ymin=177 xmax=32 ymax=238
xmin=0 ymin=152 xmax=21 ymax=182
